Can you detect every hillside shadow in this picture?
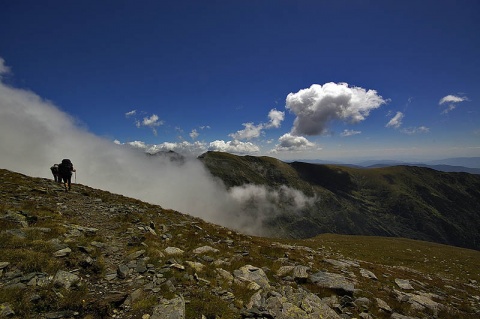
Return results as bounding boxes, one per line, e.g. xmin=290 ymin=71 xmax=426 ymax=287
xmin=289 ymin=162 xmax=355 ymax=195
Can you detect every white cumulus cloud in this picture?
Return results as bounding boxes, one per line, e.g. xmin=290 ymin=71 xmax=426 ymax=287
xmin=142 ymin=114 xmax=162 ymax=127
xmin=286 ymin=82 xmax=387 ymax=136
xmin=208 ymin=140 xmax=260 ymax=154
xmin=386 ymin=111 xmax=404 ymax=129
xmin=190 ymin=129 xmax=199 ymax=140
xmin=439 ymin=95 xmax=467 ymax=105
xmin=341 ymin=129 xmax=361 ymax=137
xmin=266 ymin=108 xmax=285 ymax=128
xmin=229 ymin=108 xmax=284 ymax=140
xmin=139 ymin=114 xmax=164 ymax=135
xmin=229 ymin=122 xmax=263 ymax=140
xmin=125 ymin=109 xmax=136 ymax=117
xmin=0 ymin=57 xmax=11 ymax=77
xmin=401 ymin=126 xmax=430 ymax=135
xmin=119 ymin=140 xmax=208 ymax=156
xmin=127 ymin=111 xmax=164 ymax=135
xmin=126 ymin=140 xmax=148 ymax=149
xmin=439 ymin=94 xmax=468 ymax=114
xmin=274 ymin=133 xmax=316 ymax=152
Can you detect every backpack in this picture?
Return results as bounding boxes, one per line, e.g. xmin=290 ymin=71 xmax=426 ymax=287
xmin=58 ymin=159 xmax=73 ymax=176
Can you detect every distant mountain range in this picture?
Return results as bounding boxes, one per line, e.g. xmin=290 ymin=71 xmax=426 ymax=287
xmin=366 ymin=163 xmax=480 ymax=175
xmin=299 ymin=157 xmax=480 ymax=174
xmin=199 ymin=151 xmax=480 ymax=250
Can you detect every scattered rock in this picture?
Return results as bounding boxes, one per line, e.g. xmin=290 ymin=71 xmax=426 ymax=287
xmin=216 ymin=268 xmax=234 ymax=283
xmin=4 ymin=229 xmax=26 ymax=238
xmin=44 ymin=310 xmax=77 ymax=318
xmin=0 ymin=303 xmax=15 ymax=317
xmin=186 ymin=261 xmax=205 ymax=272
xmin=395 ymin=278 xmax=414 ymax=290
xmin=277 ymin=265 xmax=295 ymax=277
xmin=1 ymin=211 xmax=28 ymax=227
xmin=54 ymin=247 xmax=72 ymax=257
xmin=391 ymin=313 xmax=419 ymax=319
xmin=164 ymin=247 xmax=184 ymax=256
xmin=310 ymin=271 xmax=355 ymax=296
xmin=117 ymin=264 xmax=130 ymax=279
xmin=360 ymin=268 xmax=377 ymax=280
xmin=376 ymin=297 xmax=392 ymax=313
xmin=293 ymin=265 xmax=309 ymax=283
xmin=151 ymin=295 xmax=185 ymax=319
xmin=192 ymin=245 xmax=219 ymax=254
xmin=245 ymin=286 xmax=341 ymax=319
xmin=127 ymin=249 xmax=146 ymax=260
xmin=234 ymin=265 xmax=271 ymax=289
xmin=0 ymin=262 xmax=10 ymax=270
xmin=53 ymin=270 xmax=79 ymax=289
xmin=0 ymin=168 xmax=477 ymax=319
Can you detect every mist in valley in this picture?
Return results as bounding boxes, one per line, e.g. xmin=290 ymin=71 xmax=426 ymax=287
xmin=0 ymin=71 xmax=314 ymax=236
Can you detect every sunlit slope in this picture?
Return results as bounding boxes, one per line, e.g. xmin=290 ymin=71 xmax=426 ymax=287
xmin=199 ymin=152 xmax=480 ymax=250
xmin=198 ymin=151 xmax=313 ymax=193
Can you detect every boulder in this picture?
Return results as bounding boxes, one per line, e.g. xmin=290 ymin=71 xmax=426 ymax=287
xmin=192 ymin=246 xmax=219 ymax=254
xmin=151 ymin=295 xmax=185 ymax=319
xmin=164 ymin=247 xmax=184 ymax=256
xmin=310 ymin=271 xmax=355 ymax=296
xmin=395 ymin=279 xmax=414 ymax=290
xmin=360 ymin=268 xmax=377 ymax=280
xmin=234 ymin=265 xmax=270 ymax=289
xmin=53 ymin=270 xmax=79 ymax=289
xmin=293 ymin=265 xmax=309 ymax=283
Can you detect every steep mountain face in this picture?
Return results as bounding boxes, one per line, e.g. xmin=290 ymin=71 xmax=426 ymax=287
xmin=1 ymin=168 xmax=480 ymax=319
xmin=199 ymin=152 xmax=480 ymax=250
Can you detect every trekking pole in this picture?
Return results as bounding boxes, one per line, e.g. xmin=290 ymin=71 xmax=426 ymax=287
xmin=75 ymin=171 xmax=77 ymax=183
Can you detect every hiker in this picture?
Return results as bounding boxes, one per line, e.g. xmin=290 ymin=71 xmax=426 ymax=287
xmin=58 ymin=159 xmax=76 ymax=191
xmin=50 ymin=164 xmax=61 ymax=182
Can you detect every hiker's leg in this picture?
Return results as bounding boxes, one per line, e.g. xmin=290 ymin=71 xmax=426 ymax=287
xmin=61 ymin=175 xmax=68 ymax=190
xmin=67 ymin=175 xmax=72 ymax=190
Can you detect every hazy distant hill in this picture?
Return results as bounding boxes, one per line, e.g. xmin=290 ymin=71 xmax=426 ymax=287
xmin=427 ymin=157 xmax=480 ymax=168
xmin=366 ymin=163 xmax=480 ymax=174
xmin=355 ymin=157 xmax=480 ymax=174
xmin=293 ymin=157 xmax=480 ymax=174
xmin=199 ymin=151 xmax=480 ymax=250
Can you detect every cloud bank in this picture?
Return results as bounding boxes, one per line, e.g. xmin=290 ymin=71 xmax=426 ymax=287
xmin=0 ymin=58 xmax=312 ymax=236
xmin=118 ymin=139 xmax=260 ymax=156
xmin=286 ymin=82 xmax=387 ymax=136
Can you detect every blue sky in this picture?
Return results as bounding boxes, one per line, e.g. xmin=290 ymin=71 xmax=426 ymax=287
xmin=1 ymin=0 xmax=479 ymax=162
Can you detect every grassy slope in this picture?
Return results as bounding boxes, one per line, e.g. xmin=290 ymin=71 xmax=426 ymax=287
xmin=1 ymin=168 xmax=480 ymax=318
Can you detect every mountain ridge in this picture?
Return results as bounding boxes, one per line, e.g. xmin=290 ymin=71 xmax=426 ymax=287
xmin=198 ymin=151 xmax=480 ymax=250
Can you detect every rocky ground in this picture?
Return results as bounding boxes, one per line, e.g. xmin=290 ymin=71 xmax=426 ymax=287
xmin=0 ymin=168 xmax=479 ymax=319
